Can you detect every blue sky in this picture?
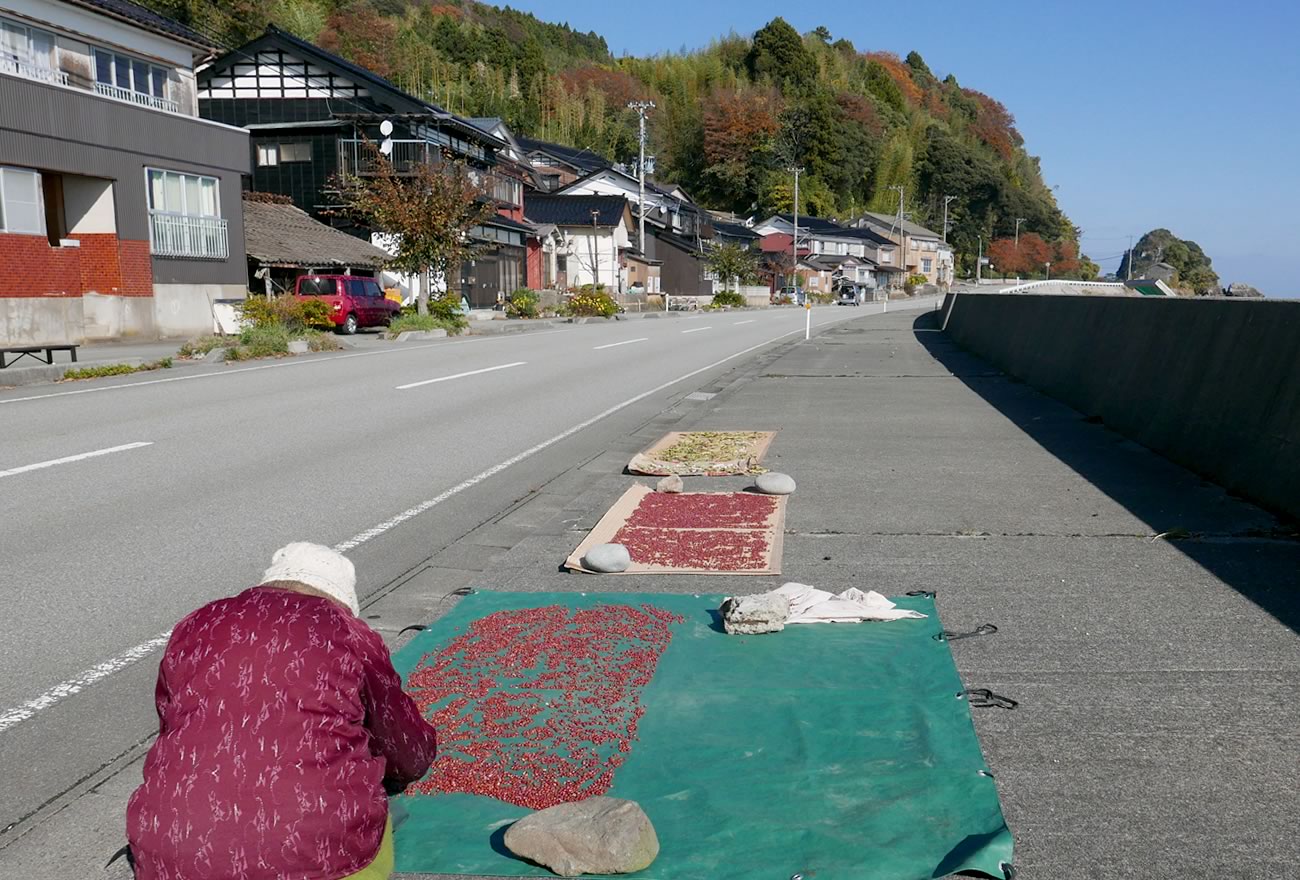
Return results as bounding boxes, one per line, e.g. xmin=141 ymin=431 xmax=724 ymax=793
xmin=511 ymin=0 xmax=1298 ymax=294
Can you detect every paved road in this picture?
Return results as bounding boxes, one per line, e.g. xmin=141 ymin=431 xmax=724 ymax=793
xmin=0 ymin=300 xmax=935 ymax=835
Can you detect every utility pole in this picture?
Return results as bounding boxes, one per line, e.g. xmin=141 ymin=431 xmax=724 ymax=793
xmin=1126 ymin=234 xmax=1134 ymax=280
xmin=1014 ymin=217 xmax=1027 ymax=248
xmin=942 ymin=194 xmax=957 ymax=243
xmin=626 ymin=101 xmax=655 ymax=259
xmin=888 ymin=184 xmax=905 ymax=309
xmin=976 ymin=235 xmax=983 ymax=283
xmin=790 ymin=166 xmax=803 ymax=296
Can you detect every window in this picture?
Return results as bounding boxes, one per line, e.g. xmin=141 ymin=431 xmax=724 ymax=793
xmin=922 ymin=258 xmax=933 ymax=273
xmin=491 ymin=174 xmax=521 ymax=205
xmin=363 ymin=280 xmax=383 ymax=298
xmin=256 ymin=144 xmax=279 ymax=167
xmin=346 ymin=279 xmax=366 ymax=298
xmin=146 ymin=168 xmax=226 ymax=259
xmin=280 ymin=143 xmax=311 ymax=162
xmin=2 ymin=18 xmax=55 ymax=68
xmin=299 ymin=277 xmax=337 ymax=296
xmin=94 ymin=48 xmax=168 ymax=101
xmin=0 ymin=166 xmax=45 ymax=234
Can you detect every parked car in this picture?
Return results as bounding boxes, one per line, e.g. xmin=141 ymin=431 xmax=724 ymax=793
xmin=774 ymin=286 xmax=803 ymax=304
xmin=836 ymin=284 xmax=864 ymax=306
xmin=294 ymin=275 xmax=400 ymax=334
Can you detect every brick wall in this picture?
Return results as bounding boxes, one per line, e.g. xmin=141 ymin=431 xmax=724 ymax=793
xmin=71 ymin=233 xmax=124 ymax=294
xmin=0 ymin=233 xmax=154 ymax=299
xmin=118 ymin=240 xmax=153 ymax=296
xmin=0 ymin=234 xmax=81 ymax=297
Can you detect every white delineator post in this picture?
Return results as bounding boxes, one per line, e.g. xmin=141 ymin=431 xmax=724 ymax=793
xmin=805 ymin=299 xmax=811 ymax=340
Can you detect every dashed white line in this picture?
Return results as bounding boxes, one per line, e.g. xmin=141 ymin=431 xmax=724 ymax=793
xmin=593 ymin=338 xmax=648 ymax=350
xmin=0 ymin=632 xmax=172 ymax=734
xmin=336 ymin=325 xmax=808 ymax=552
xmin=0 ymin=330 xmax=573 ymax=406
xmin=0 ymin=442 xmax=153 ymax=479
xmin=682 ymin=327 xmax=712 ymax=334
xmin=733 ymin=319 xmax=756 ymax=325
xmin=396 ymin=361 xmax=526 ymax=390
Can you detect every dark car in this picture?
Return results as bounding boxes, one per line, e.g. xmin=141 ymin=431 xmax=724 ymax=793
xmin=295 ymin=275 xmax=400 ymax=334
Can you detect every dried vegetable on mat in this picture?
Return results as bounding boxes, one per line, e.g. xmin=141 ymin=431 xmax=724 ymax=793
xmin=627 ymin=430 xmax=775 ymax=476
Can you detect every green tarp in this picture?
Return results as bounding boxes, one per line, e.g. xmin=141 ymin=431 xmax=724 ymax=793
xmin=390 ymin=591 xmax=1013 ymax=879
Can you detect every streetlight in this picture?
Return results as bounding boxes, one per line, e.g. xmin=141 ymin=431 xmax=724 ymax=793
xmin=1044 ymin=261 xmax=1051 ymax=281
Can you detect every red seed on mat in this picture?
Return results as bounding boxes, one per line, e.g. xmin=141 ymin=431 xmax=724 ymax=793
xmin=406 ymin=604 xmax=684 ymax=808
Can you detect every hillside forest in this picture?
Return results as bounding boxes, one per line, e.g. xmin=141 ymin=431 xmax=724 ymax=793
xmin=146 ymin=0 xmax=1098 ymax=279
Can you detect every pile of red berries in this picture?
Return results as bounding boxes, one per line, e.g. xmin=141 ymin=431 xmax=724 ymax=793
xmin=612 ymin=525 xmax=772 ymax=571
xmin=627 ymin=492 xmax=778 ymax=530
xmin=405 ymin=603 xmax=684 ymax=808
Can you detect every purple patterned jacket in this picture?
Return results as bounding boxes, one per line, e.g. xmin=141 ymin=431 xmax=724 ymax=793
xmin=127 ymin=586 xmax=436 ymax=880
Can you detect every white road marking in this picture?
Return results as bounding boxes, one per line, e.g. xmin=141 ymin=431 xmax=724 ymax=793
xmin=0 ymin=442 xmax=153 ymax=479
xmin=733 ymin=319 xmax=756 ymax=325
xmin=395 ymin=361 xmax=526 ymax=390
xmin=593 ymin=338 xmax=648 ymax=350
xmin=0 ymin=324 xmax=813 ymax=731
xmin=0 ymin=632 xmax=173 ymax=734
xmin=0 ymin=330 xmax=573 ymax=406
xmin=333 ymin=325 xmax=808 ymax=553
xmin=682 ymin=327 xmax=712 ymax=334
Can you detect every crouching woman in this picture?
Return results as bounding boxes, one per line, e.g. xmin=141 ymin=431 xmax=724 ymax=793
xmin=126 ymin=542 xmax=436 ymax=880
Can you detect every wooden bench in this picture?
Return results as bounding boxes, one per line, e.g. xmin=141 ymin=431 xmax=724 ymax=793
xmin=0 ymin=344 xmax=80 ymax=369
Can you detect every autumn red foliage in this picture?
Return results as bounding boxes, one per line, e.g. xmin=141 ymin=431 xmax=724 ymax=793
xmin=703 ymin=89 xmax=781 ymax=167
xmin=964 ymin=89 xmax=1022 ymax=161
xmin=864 ymin=52 xmax=923 ymax=106
xmin=558 ymin=66 xmax=645 ymax=107
xmin=319 ymin=9 xmax=399 ymax=79
xmin=406 ymin=603 xmax=684 ymax=809
xmin=987 ymin=234 xmax=1081 ymax=277
xmin=426 ymin=3 xmax=463 ymax=21
xmin=834 ymin=92 xmax=883 ymax=136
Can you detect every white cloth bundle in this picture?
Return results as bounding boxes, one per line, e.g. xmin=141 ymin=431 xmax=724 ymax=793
xmin=771 ymin=582 xmax=927 ymax=624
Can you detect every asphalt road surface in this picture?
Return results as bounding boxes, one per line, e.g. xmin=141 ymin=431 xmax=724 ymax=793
xmin=0 ymin=301 xmax=933 ymax=836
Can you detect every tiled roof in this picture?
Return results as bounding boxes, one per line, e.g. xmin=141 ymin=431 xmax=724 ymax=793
xmin=524 ymin=195 xmax=628 ymax=227
xmin=242 ymin=196 xmax=391 ymax=269
xmin=518 ymin=137 xmax=612 ymax=173
xmin=68 ymin=0 xmax=213 ymax=49
xmin=857 ymin=211 xmax=943 ymax=240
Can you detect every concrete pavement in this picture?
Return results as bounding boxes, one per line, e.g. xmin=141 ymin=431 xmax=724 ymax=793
xmin=5 ymin=296 xmax=1295 ymax=879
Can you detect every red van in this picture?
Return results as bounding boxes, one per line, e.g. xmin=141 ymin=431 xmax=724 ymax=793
xmin=295 ymin=275 xmax=401 ymax=334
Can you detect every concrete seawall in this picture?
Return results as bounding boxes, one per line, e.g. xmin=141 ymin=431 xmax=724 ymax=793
xmin=940 ymin=292 xmax=1300 ymax=521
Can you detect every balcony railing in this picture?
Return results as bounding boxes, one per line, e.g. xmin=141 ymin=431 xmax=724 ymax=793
xmin=149 ymin=213 xmax=229 ymax=260
xmin=0 ymin=55 xmax=69 ymax=86
xmin=338 ymin=139 xmax=443 ymax=176
xmin=93 ymin=81 xmax=179 ymax=113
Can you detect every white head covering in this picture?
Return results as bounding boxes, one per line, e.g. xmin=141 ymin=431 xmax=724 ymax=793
xmin=262 ymin=542 xmax=359 ymax=615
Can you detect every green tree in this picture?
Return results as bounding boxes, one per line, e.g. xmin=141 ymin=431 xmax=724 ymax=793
xmin=331 ymin=146 xmax=496 ymax=315
xmin=746 ymin=17 xmax=817 ymax=92
xmin=704 ymin=241 xmax=759 ymax=292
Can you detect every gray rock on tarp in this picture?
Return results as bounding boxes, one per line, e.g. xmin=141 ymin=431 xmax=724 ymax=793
xmin=719 ymin=592 xmax=789 ymax=635
xmin=504 ymin=796 xmax=659 ymax=877
xmin=287 ymin=339 xmax=310 ymax=354
xmin=583 ymin=543 xmax=631 ymax=573
xmin=754 ymin=472 xmax=796 ymax=495
xmin=656 ymin=474 xmax=684 ymax=493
